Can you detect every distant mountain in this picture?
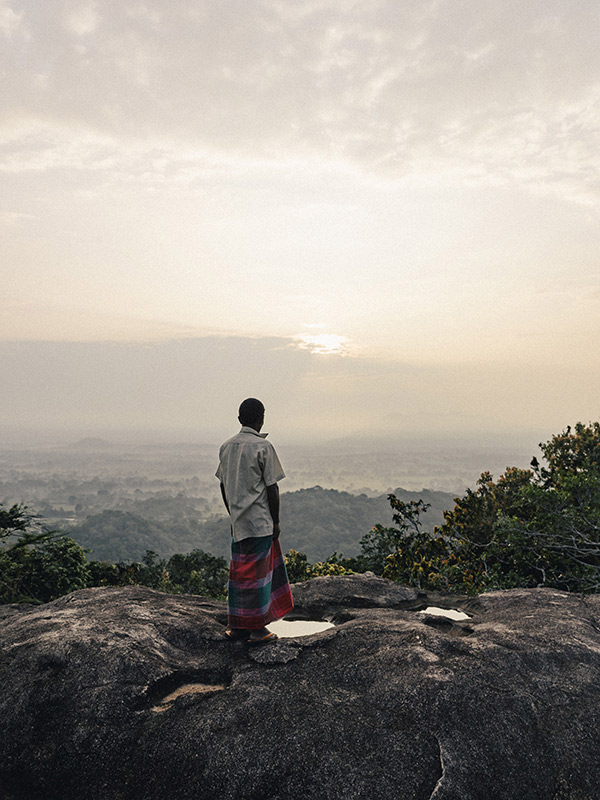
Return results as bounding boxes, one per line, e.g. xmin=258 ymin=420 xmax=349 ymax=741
xmin=67 ymin=486 xmax=456 ymax=564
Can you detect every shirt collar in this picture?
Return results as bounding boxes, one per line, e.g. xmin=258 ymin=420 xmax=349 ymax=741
xmin=240 ymin=425 xmax=268 ymax=439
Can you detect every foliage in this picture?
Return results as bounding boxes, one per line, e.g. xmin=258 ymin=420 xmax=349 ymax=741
xmin=163 ymin=549 xmax=228 ymax=598
xmin=87 ymin=548 xmax=229 ymax=599
xmin=86 ymin=559 xmax=125 ymax=587
xmin=359 ymin=499 xmax=430 ymax=574
xmin=1 ymin=504 xmax=89 ymax=604
xmin=0 ymin=503 xmax=30 ymax=535
xmin=67 ymin=510 xmax=201 ymax=563
xmin=310 ymin=552 xmax=354 ymax=577
xmin=377 ymin=422 xmax=600 ymax=594
xmin=484 ymin=424 xmax=600 ymax=592
xmin=1 ymin=502 xmax=228 ymax=603
xmin=284 ymin=548 xmax=354 ymax=582
xmin=380 ymin=495 xmax=486 ymax=593
xmin=283 ymin=549 xmax=312 ymax=583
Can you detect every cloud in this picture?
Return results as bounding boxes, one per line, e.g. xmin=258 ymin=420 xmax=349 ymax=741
xmin=0 ymin=0 xmax=25 ymax=39
xmin=293 ymin=332 xmax=351 ymax=355
xmin=0 ymin=210 xmax=35 ymax=226
xmin=64 ymin=2 xmax=99 ymax=37
xmin=1 ymin=0 xmax=599 ymax=399
xmin=1 ymin=336 xmax=597 ymax=445
xmin=1 ymin=0 xmax=598 ymax=204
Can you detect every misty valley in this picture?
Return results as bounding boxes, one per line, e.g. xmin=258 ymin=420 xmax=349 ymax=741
xmin=0 ymin=436 xmax=530 ymax=563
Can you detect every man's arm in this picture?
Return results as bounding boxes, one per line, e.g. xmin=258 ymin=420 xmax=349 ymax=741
xmin=266 ymin=483 xmax=281 ymax=539
xmin=219 ymin=482 xmax=230 ymax=514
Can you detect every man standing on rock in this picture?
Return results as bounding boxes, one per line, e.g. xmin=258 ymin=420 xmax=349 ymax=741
xmin=216 ymin=398 xmax=293 ymax=643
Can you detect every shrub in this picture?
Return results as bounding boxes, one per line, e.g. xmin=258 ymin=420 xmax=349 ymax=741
xmin=378 ymin=422 xmax=600 ymax=594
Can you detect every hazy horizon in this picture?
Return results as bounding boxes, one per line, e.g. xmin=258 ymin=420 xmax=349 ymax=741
xmin=0 ymin=424 xmax=537 ymax=499
xmin=0 ymin=337 xmax=591 ymax=449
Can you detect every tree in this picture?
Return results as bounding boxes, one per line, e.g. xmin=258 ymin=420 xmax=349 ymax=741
xmin=353 ymin=498 xmax=432 ymax=575
xmin=380 ymin=422 xmax=600 ymax=594
xmin=372 ymin=496 xmax=473 ymax=592
xmin=1 ymin=504 xmax=89 ymax=604
xmin=0 ymin=503 xmax=30 ymax=536
xmin=284 ymin=549 xmax=312 ymax=583
xmin=485 ymin=423 xmax=600 ymax=591
xmin=437 ymin=467 xmax=534 ymax=546
xmin=284 ymin=549 xmax=354 ymax=582
xmin=165 ymin=549 xmax=228 ymax=598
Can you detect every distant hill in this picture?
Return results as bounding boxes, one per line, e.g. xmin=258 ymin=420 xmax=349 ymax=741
xmin=275 ymin=485 xmax=454 ymax=560
xmin=67 ymin=510 xmax=200 ymax=562
xmin=67 ymin=486 xmax=456 ymax=563
xmin=69 ymin=438 xmax=114 ymax=450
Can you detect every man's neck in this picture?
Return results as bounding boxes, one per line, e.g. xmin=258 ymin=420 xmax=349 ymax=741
xmin=240 ymin=425 xmax=267 ymax=437
xmin=242 ymin=421 xmax=263 ymax=433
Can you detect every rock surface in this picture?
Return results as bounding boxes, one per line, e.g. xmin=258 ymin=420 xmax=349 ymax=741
xmin=2 ymin=575 xmax=600 ymax=799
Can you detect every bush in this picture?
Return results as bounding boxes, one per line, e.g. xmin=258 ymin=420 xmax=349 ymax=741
xmin=377 ymin=422 xmax=600 ymax=594
xmin=1 ymin=505 xmax=90 ymax=604
xmin=284 ymin=549 xmax=354 ymax=582
xmin=164 ymin=549 xmax=228 ymax=598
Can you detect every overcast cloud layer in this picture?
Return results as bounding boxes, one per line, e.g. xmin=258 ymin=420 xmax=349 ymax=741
xmin=2 ymin=337 xmax=593 ymax=444
xmin=1 ymin=1 xmax=599 ymax=441
xmin=3 ymin=0 xmax=600 ymax=186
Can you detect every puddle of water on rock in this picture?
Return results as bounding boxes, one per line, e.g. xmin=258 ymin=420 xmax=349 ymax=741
xmin=419 ymin=607 xmax=470 ymax=621
xmin=267 ymin=620 xmax=334 ymax=638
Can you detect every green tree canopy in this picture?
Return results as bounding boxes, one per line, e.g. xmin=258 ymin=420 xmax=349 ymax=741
xmin=378 ymin=422 xmax=600 ymax=594
xmin=1 ymin=503 xmax=89 ymax=604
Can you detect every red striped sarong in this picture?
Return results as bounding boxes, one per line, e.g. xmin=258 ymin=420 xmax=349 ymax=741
xmin=227 ymin=535 xmax=294 ymax=630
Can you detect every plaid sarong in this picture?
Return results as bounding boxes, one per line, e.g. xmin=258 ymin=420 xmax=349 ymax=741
xmin=227 ymin=535 xmax=294 ymax=630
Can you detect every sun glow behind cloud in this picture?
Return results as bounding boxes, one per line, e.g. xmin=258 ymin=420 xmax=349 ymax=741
xmin=294 ymin=333 xmax=350 ymax=356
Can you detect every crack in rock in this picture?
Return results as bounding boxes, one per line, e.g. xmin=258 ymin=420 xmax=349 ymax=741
xmin=151 ymin=682 xmax=226 ymax=713
xmin=131 ymin=667 xmax=231 ymax=713
xmin=429 ymin=736 xmax=446 ymax=800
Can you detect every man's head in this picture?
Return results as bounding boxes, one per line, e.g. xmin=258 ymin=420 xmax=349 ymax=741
xmin=238 ymin=398 xmax=265 ymax=431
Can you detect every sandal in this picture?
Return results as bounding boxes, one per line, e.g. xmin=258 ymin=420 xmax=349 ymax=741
xmin=248 ymin=631 xmax=279 ymax=644
xmin=225 ymin=629 xmax=251 ymax=641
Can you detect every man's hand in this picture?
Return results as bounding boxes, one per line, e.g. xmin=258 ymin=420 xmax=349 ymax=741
xmin=219 ymin=482 xmax=230 ymax=514
xmin=267 ymin=483 xmax=280 ymax=540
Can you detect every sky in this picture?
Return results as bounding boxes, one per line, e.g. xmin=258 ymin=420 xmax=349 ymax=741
xmin=1 ymin=0 xmax=599 ymax=446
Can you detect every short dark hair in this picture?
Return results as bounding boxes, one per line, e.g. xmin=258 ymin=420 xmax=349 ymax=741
xmin=238 ymin=398 xmax=265 ymax=425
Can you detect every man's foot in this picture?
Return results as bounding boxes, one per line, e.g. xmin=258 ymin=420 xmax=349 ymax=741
xmin=225 ymin=628 xmax=251 ymax=641
xmin=248 ymin=627 xmax=278 ymax=644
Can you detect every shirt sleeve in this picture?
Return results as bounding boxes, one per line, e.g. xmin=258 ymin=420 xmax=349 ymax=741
xmin=261 ymin=443 xmax=285 ymax=486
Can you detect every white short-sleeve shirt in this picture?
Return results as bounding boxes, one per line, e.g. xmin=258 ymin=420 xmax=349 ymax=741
xmin=215 ymin=426 xmax=285 ymax=542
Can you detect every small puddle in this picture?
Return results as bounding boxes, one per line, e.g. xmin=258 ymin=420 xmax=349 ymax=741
xmin=267 ymin=620 xmax=334 ymax=638
xmin=419 ymin=607 xmax=470 ymax=621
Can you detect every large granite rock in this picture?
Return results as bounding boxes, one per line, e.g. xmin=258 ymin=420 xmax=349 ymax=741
xmin=1 ymin=575 xmax=600 ymax=799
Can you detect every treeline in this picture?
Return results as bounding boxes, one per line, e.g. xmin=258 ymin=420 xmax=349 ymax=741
xmin=377 ymin=422 xmax=600 ymax=594
xmin=2 ymin=422 xmax=600 ymax=605
xmin=66 ymin=486 xmax=454 ymax=563
xmin=0 ymin=505 xmax=229 ymax=605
